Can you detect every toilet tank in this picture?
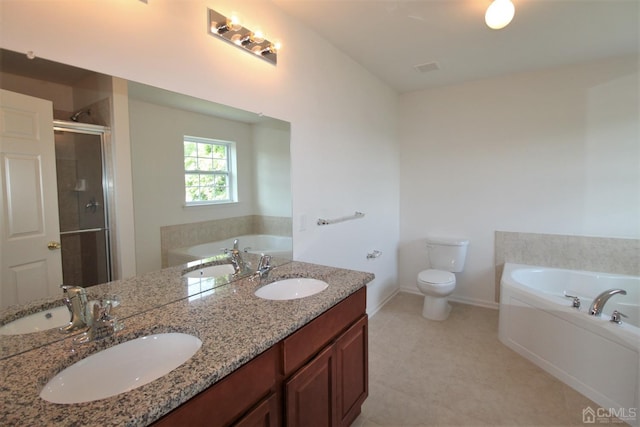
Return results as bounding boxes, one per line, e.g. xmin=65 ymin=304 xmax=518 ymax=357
xmin=426 ymin=236 xmax=469 ymax=272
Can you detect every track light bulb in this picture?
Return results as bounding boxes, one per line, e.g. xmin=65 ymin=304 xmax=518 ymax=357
xmin=485 ymin=0 xmax=515 ymax=30
xmin=228 ymin=16 xmax=242 ymax=32
xmin=251 ymin=31 xmax=265 ymax=44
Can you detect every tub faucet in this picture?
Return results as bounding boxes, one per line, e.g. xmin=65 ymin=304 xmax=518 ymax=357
xmin=588 ymin=289 xmax=627 ymax=316
xmin=59 ymin=285 xmax=89 ymax=333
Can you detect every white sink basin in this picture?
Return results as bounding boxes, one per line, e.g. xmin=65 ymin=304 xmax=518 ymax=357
xmin=0 ymin=305 xmax=70 ymax=335
xmin=183 ymin=263 xmax=236 ymax=278
xmin=255 ymin=278 xmax=329 ymax=300
xmin=40 ymin=332 xmax=202 ymax=404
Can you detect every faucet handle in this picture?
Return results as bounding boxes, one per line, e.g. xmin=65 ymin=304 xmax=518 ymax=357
xmin=563 ymin=293 xmax=581 ymax=309
xmin=60 ymin=284 xmax=86 ymax=297
xmin=75 ymin=300 xmax=122 ymax=344
xmin=91 ymin=300 xmax=112 ymax=322
xmin=224 ymin=240 xmax=242 ymax=256
xmin=610 ymin=310 xmax=627 ymax=324
xmin=252 ymin=254 xmax=272 ymax=280
xmin=258 ymin=254 xmax=272 ymax=270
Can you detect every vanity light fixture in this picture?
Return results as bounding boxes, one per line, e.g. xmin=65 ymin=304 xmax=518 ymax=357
xmin=208 ymin=9 xmax=279 ymax=65
xmin=485 ymin=0 xmax=515 ymax=30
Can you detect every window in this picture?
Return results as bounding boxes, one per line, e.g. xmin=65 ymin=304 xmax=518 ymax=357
xmin=184 ymin=136 xmax=236 ymax=205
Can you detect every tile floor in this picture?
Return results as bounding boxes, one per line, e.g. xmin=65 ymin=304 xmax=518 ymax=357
xmin=353 ymin=292 xmax=610 ymax=427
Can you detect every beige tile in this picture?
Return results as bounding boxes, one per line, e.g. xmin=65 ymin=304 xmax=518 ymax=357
xmin=363 ymin=292 xmax=619 ymax=427
xmin=362 ymin=380 xmax=439 ymax=426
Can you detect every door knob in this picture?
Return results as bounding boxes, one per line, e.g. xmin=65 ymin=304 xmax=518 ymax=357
xmin=47 ymin=241 xmax=61 ymax=250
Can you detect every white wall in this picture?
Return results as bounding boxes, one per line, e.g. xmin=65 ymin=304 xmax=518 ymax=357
xmin=399 ymin=55 xmax=639 ymax=306
xmin=129 ymin=99 xmax=256 ymax=273
xmin=0 ymin=0 xmax=400 ymax=313
xmin=0 ymin=72 xmax=75 ymax=113
xmin=252 ymin=122 xmax=291 ymax=217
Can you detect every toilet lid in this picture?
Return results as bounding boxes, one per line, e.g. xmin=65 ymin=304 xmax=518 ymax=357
xmin=418 ymin=269 xmax=455 ymax=285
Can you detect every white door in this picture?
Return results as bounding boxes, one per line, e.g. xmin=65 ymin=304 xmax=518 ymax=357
xmin=0 ymin=89 xmax=62 ymax=309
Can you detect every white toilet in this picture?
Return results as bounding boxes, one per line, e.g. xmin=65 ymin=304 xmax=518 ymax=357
xmin=416 ymin=236 xmax=469 ymax=321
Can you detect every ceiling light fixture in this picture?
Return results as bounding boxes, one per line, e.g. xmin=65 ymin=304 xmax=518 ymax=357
xmin=485 ymin=0 xmax=515 ymax=30
xmin=208 ymin=9 xmax=279 ymax=65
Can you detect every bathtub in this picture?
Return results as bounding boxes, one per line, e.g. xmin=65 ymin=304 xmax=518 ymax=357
xmin=167 ymin=234 xmax=292 ymax=266
xmin=499 ymin=263 xmax=639 ymax=424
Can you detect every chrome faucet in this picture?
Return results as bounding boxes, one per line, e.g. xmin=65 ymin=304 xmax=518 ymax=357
xmin=228 ymin=239 xmax=247 ymax=274
xmin=76 ymin=300 xmax=123 ymax=343
xmin=588 ymin=289 xmax=627 ymax=316
xmin=59 ymin=285 xmax=89 ymax=333
xmin=255 ymin=254 xmax=272 ymax=280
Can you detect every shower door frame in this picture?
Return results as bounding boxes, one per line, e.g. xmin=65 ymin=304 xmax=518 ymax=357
xmin=53 ymin=120 xmax=114 ymax=285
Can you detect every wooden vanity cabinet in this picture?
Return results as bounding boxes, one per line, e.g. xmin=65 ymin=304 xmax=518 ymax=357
xmin=282 ymin=288 xmax=368 ymax=427
xmin=152 ymin=345 xmax=280 ymax=427
xmin=284 ymin=315 xmax=368 ymax=427
xmin=335 ymin=315 xmax=368 ymax=426
xmin=152 ymin=287 xmax=367 ymax=427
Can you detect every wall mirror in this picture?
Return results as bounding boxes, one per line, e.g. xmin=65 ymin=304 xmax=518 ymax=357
xmin=0 ymin=48 xmax=292 ymax=358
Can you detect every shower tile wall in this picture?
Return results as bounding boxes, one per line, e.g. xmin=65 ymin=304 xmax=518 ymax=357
xmin=55 ymin=133 xmax=80 ymax=232
xmin=494 ymin=231 xmax=640 ymax=301
xmin=60 ymin=232 xmax=108 ymax=286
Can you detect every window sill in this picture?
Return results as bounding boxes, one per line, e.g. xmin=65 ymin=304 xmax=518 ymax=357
xmin=183 ymin=200 xmax=238 ymax=208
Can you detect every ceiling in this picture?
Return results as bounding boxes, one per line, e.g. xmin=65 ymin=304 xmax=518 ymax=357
xmin=273 ymin=0 xmax=640 ymax=93
xmin=2 ymin=1 xmax=637 ymax=96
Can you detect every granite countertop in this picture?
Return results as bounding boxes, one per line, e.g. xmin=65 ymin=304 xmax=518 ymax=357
xmin=0 ymin=260 xmax=374 ymax=426
xmin=0 ymin=253 xmax=278 ymax=359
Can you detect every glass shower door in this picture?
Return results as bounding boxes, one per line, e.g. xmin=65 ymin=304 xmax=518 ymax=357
xmin=54 ymin=124 xmax=111 ymax=287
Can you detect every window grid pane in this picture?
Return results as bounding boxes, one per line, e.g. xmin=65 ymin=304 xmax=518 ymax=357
xmin=184 ymin=138 xmax=231 ymax=204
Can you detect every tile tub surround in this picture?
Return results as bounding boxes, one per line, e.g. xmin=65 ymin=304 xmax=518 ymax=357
xmin=160 ymin=215 xmax=292 ymax=267
xmin=0 ymin=260 xmax=374 ymax=426
xmin=494 ymin=231 xmax=640 ymax=302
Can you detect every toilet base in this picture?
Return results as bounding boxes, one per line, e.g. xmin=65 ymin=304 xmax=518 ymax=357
xmin=421 ymin=295 xmax=452 ymax=321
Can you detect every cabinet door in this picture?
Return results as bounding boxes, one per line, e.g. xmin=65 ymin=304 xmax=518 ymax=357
xmin=336 ymin=315 xmax=368 ymax=427
xmin=285 ymin=344 xmax=337 ymax=427
xmin=234 ymin=393 xmax=279 ymax=427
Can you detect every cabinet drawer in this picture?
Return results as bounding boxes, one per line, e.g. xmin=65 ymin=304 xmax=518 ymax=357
xmin=282 ymin=287 xmax=366 ymax=377
xmin=153 ymin=346 xmax=279 ymax=427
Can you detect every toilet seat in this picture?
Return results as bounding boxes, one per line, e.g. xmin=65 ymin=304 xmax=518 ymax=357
xmin=418 ymin=269 xmax=455 ymax=286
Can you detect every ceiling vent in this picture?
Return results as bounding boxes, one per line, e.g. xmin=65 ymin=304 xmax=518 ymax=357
xmin=414 ymin=61 xmax=440 ymax=73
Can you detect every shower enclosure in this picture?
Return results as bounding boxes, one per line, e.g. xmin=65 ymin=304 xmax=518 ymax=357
xmin=53 ymin=121 xmax=112 ymax=287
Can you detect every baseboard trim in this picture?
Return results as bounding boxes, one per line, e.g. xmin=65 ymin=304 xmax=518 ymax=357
xmin=367 ymin=288 xmax=400 ymax=317
xmin=400 ymin=288 xmax=499 ymax=310
xmin=449 ymin=295 xmax=499 ymax=310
